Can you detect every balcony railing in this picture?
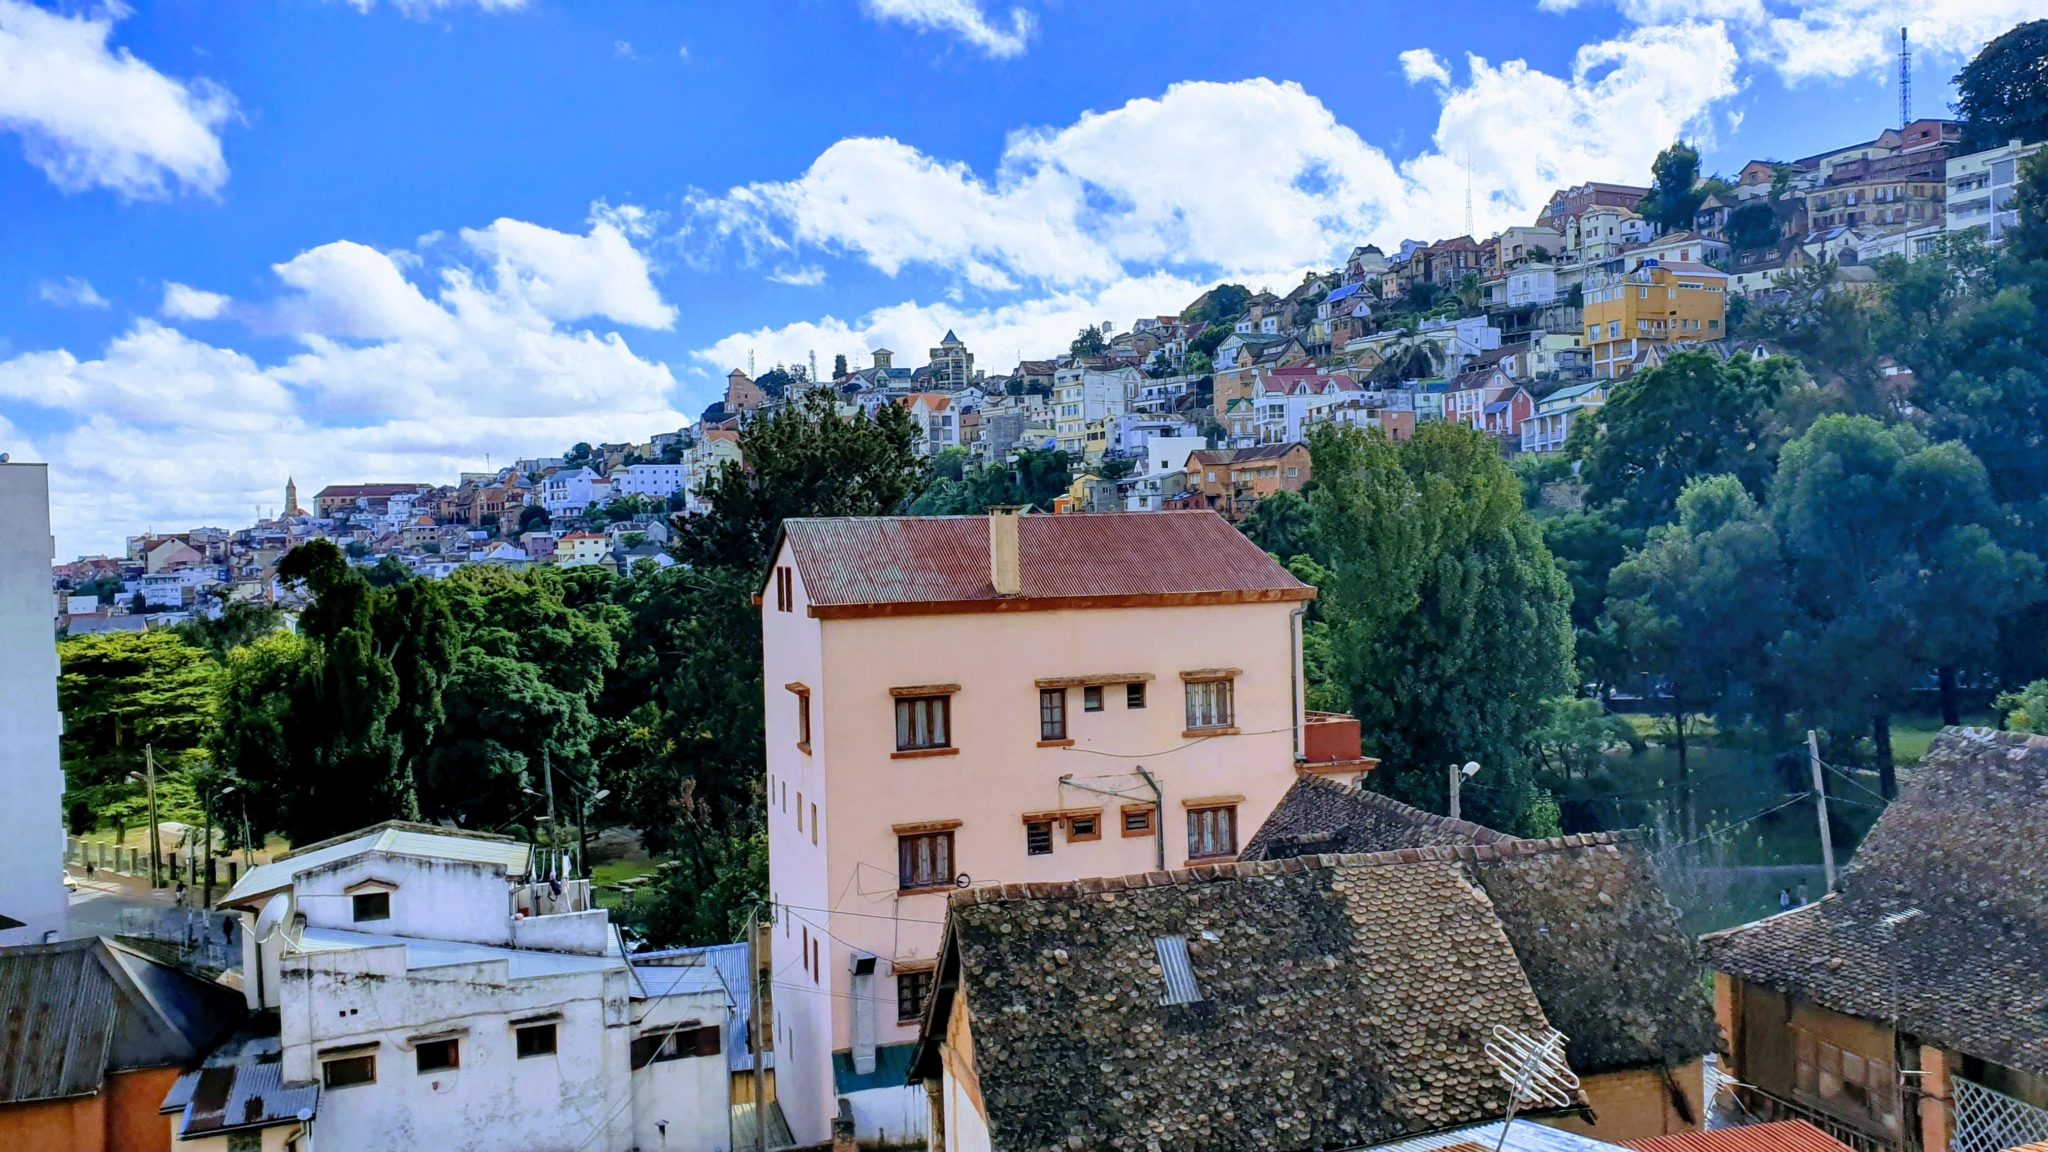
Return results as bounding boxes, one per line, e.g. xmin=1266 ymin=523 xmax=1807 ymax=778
xmin=1954 ymin=1076 xmax=2048 ymax=1152
xmin=1727 ymin=1084 xmax=1902 ymax=1152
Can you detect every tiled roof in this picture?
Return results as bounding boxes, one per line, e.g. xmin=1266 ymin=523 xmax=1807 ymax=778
xmin=914 ymin=849 xmax=1581 ymax=1150
xmin=1243 ymin=778 xmax=1718 ymax=1075
xmin=1622 ymin=1120 xmax=1852 ymax=1152
xmin=0 ymin=937 xmax=242 ymax=1105
xmin=1701 ymin=727 xmax=2048 ymax=1077
xmin=1187 ymin=443 xmax=1308 ymax=467
xmin=779 ymin=511 xmax=1313 ymax=612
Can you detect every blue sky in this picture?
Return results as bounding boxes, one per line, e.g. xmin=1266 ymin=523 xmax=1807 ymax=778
xmin=0 ymin=0 xmax=2032 ymax=556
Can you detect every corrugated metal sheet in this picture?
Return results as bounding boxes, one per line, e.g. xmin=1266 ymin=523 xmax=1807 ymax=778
xmin=1622 ymin=1121 xmax=1855 ymax=1152
xmin=169 ymin=1030 xmax=320 ymax=1138
xmin=221 ymin=822 xmax=531 ymax=909
xmin=1153 ymin=936 xmax=1201 ymax=1005
xmin=0 ymin=941 xmax=117 ymax=1103
xmin=783 ymin=511 xmax=1311 ymax=609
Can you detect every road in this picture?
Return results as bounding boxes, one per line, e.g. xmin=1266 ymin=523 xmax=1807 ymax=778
xmin=63 ymin=869 xmax=174 ymax=939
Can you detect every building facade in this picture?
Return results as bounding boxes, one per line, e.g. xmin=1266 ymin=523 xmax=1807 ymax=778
xmin=761 ymin=511 xmax=1319 ymax=1146
xmin=0 ymin=463 xmax=64 ymax=946
xmin=1582 ymin=262 xmax=1728 ymax=378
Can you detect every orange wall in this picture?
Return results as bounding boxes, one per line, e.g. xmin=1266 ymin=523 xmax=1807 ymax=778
xmin=1543 ymin=1061 xmax=1707 ymax=1144
xmin=0 ymin=1067 xmax=184 ymax=1152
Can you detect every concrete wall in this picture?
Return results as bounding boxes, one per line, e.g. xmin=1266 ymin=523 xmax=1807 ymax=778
xmin=177 ymin=1120 xmax=304 ymax=1152
xmin=0 ymin=463 xmax=65 ymax=946
xmin=294 ymin=854 xmax=513 ymax=945
xmin=632 ymin=986 xmax=733 ymax=1152
xmin=766 ymin=538 xmax=1306 ymax=1143
xmin=279 ymin=945 xmax=636 ymax=1152
xmin=0 ymin=1066 xmax=184 ymax=1152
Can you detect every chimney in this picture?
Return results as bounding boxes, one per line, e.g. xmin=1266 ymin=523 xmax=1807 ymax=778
xmin=989 ymin=507 xmax=1022 ymax=596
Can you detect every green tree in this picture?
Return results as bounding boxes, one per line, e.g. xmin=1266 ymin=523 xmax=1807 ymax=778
xmin=1537 ymin=509 xmax=1642 ymax=690
xmin=1725 ymin=202 xmax=1781 ymax=251
xmin=1954 ymin=20 xmax=2048 ymax=151
xmin=1181 ymin=283 xmax=1252 ymax=327
xmin=674 ymin=387 xmax=926 ymax=572
xmin=1744 ymin=261 xmax=1884 ymax=406
xmin=56 ymin=630 xmax=220 ymax=831
xmin=1605 ymin=476 xmax=1788 ymax=833
xmin=1307 ymin=423 xmax=1575 ymax=832
xmin=1571 ymin=350 xmax=1796 ymax=528
xmin=1240 ymin=488 xmax=1316 ymax=561
xmin=1188 ymin=324 xmax=1232 ymax=361
xmin=1997 ymin=679 xmax=2048 ymax=733
xmin=832 ymin=352 xmax=849 ymax=379
xmin=518 ymin=503 xmax=551 ymax=533
xmin=1772 ymin=416 xmax=2042 ymax=794
xmin=1069 ymin=326 xmax=1108 ymax=357
xmin=1530 ymin=696 xmax=1642 ymax=782
xmin=177 ymin=596 xmax=284 ymax=659
xmin=1635 ymin=143 xmax=1707 ymax=234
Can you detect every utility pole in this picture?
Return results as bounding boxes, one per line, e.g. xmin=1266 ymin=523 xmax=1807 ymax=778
xmin=144 ymin=745 xmax=162 ymax=889
xmin=541 ymin=748 xmax=558 ymax=876
xmin=748 ymin=902 xmax=767 ymax=1152
xmin=200 ymin=782 xmax=215 ymax=907
xmin=1808 ymin=730 xmax=1837 ymax=894
xmin=1449 ymin=763 xmax=1462 ymax=822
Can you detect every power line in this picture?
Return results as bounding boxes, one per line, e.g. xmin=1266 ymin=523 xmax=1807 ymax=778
xmin=1661 ymin=793 xmax=1814 ymax=853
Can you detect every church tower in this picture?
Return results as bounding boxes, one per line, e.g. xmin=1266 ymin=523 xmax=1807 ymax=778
xmin=284 ymin=475 xmax=304 ymax=518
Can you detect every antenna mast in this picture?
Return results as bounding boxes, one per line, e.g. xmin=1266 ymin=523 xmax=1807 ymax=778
xmin=1464 ymin=157 xmax=1474 ymax=237
xmin=1899 ymin=27 xmax=1912 ymax=129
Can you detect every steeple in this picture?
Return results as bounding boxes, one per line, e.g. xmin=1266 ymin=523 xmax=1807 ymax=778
xmin=284 ymin=475 xmax=303 ymax=518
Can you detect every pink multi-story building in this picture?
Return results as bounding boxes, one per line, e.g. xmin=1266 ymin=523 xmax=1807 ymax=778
xmin=760 ymin=509 xmax=1361 ymax=1144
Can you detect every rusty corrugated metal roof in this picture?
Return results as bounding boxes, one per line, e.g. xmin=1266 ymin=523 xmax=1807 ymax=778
xmin=0 ymin=937 xmax=240 ymax=1105
xmin=1623 ymin=1121 xmax=1854 ymax=1152
xmin=781 ymin=511 xmax=1312 ymax=609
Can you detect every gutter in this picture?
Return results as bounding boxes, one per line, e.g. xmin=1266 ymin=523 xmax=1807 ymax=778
xmin=1289 ymin=604 xmax=1308 ymax=762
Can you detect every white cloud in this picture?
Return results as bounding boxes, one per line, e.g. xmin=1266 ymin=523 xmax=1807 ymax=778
xmin=688 ymin=25 xmax=1737 ymax=292
xmin=162 ymin=282 xmax=230 ymax=320
xmin=862 ymin=0 xmax=1034 ymax=58
xmin=1550 ymin=0 xmax=2035 ymax=82
xmin=1399 ymin=48 xmax=1452 ymax=87
xmin=0 ymin=0 xmax=235 ymax=198
xmin=38 ymin=276 xmax=109 ymax=309
xmin=1 ymin=214 xmax=685 ymax=555
xmin=614 ymin=40 xmax=637 ymax=59
xmin=769 ymin=265 xmax=828 ymax=287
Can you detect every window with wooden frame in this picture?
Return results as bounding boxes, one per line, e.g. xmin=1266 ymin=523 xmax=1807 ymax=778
xmin=787 ymin=683 xmax=812 ymax=753
xmin=1039 ymin=688 xmax=1067 ymax=741
xmin=1186 ymin=803 xmax=1238 ymax=861
xmin=892 ymin=690 xmax=954 ymax=753
xmin=632 ymin=1024 xmax=722 ymax=1065
xmin=895 ymin=966 xmax=935 ymax=1023
xmin=1024 ymin=819 xmax=1054 ymax=856
xmin=773 ymin=566 xmax=795 ymax=613
xmin=1067 ymin=812 xmax=1100 ymax=842
xmin=515 ymin=1023 xmax=557 ymax=1058
xmin=1792 ymin=1027 xmax=1899 ymax=1130
xmin=1126 ymin=682 xmax=1146 ymax=709
xmin=1122 ymin=805 xmax=1156 ymax=837
xmin=321 ymin=1053 xmax=376 ymax=1089
xmin=1182 ymin=673 xmax=1236 ymax=733
xmin=414 ymin=1038 xmax=459 ymax=1074
xmin=897 ymin=829 xmax=955 ymax=891
xmin=1082 ymin=685 xmax=1103 ymax=712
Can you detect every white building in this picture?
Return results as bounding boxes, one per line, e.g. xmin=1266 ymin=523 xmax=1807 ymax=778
xmin=1121 ymin=434 xmax=1205 ymax=512
xmin=0 ymin=462 xmax=64 ymax=946
xmin=542 ymin=467 xmax=613 ymax=515
xmin=211 ymin=822 xmax=736 ymax=1152
xmin=1052 ymin=365 xmax=1135 ymax=455
xmin=612 ymin=462 xmax=690 ymax=501
xmin=1947 ymin=138 xmax=2045 ymax=244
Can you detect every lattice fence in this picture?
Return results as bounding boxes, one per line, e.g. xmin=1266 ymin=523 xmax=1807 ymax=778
xmin=1954 ymin=1076 xmax=2048 ymax=1152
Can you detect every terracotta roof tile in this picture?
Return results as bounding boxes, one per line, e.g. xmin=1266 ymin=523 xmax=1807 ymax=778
xmin=1700 ymin=727 xmax=2048 ymax=1077
xmin=781 ymin=511 xmax=1312 ymax=610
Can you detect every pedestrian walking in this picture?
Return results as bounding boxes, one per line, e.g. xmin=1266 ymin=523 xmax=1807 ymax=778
xmin=175 ymin=881 xmax=188 ymax=909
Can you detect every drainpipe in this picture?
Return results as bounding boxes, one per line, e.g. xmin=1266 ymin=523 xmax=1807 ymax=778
xmin=1136 ymin=768 xmax=1166 ymax=872
xmin=1288 ymin=605 xmax=1308 ymax=762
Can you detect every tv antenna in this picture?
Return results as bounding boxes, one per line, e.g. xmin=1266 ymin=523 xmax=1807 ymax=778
xmin=1484 ymin=1024 xmax=1579 ymax=1152
xmin=1898 ymin=27 xmax=1911 ymax=129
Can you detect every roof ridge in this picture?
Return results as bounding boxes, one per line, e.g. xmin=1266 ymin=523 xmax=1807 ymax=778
xmin=1302 ymin=776 xmax=1516 ymax=844
xmin=949 ymin=833 xmax=1642 ymax=909
xmin=274 ymin=819 xmax=513 ymax=863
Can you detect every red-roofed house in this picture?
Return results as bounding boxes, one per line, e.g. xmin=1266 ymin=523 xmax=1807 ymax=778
xmin=762 ymin=509 xmax=1340 ymax=1146
xmin=898 ymin=392 xmax=958 ymax=456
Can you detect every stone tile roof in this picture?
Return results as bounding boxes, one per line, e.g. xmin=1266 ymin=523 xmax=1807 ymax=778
xmin=1242 ymin=775 xmax=1508 ymax=859
xmin=913 ymin=850 xmax=1581 ymax=1150
xmin=1700 ymin=727 xmax=2048 ymax=1077
xmin=1243 ymin=778 xmax=1717 ymax=1076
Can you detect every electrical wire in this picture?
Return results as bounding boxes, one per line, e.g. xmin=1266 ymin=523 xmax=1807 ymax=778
xmin=1055 ymin=723 xmax=1298 ymax=758
xmin=1820 ymin=760 xmax=1891 ymax=804
xmin=1660 ymin=793 xmax=1814 ymax=853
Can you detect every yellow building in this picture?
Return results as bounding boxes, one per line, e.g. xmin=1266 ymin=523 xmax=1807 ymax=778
xmin=1582 ymin=260 xmax=1728 ymax=378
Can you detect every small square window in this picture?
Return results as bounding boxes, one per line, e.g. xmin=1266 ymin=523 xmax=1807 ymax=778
xmin=896 ymin=968 xmax=934 ymax=1023
xmin=321 ymin=1054 xmax=376 ymax=1089
xmin=415 ymin=1039 xmax=459 ymax=1073
xmin=351 ymin=891 xmax=390 ymax=922
xmin=1025 ymin=820 xmax=1054 ymax=856
xmin=1122 ymin=805 xmax=1156 ymax=837
xmin=1082 ymin=685 xmax=1103 ymax=712
xmin=1068 ymin=814 xmax=1100 ymax=842
xmin=516 ymin=1024 xmax=557 ymax=1058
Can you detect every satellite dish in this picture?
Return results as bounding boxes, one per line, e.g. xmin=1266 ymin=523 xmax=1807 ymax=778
xmin=255 ymin=891 xmax=298 ymax=950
